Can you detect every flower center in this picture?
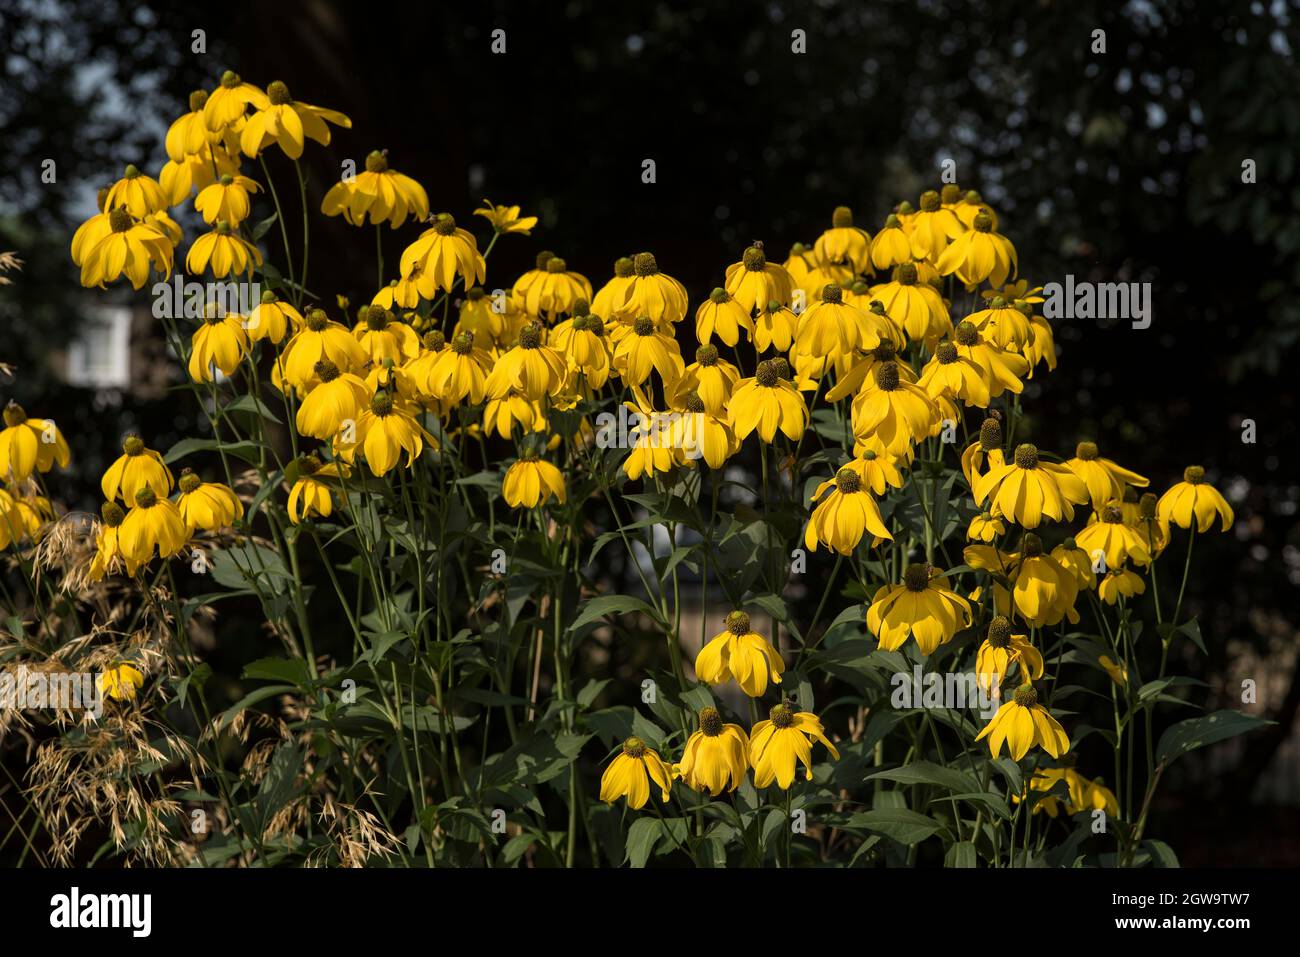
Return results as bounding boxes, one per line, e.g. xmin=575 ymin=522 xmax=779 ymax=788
xmin=1184 ymin=465 xmax=1205 ymax=485
xmin=835 ymin=468 xmax=861 ymax=493
xmin=613 ymin=256 xmax=634 ymax=278
xmin=903 ymin=563 xmax=931 ymax=592
xmin=1103 ymin=505 xmax=1124 ymax=524
xmin=726 ymin=610 xmax=751 ymax=635
xmin=862 ymin=449 xmax=877 ymax=461
xmin=831 ymin=206 xmax=854 ymax=228
xmin=633 ymin=252 xmax=659 ymax=277
xmin=267 ymin=80 xmax=292 ymax=105
xmin=1014 ymin=443 xmax=1039 ymax=470
xmin=709 ymin=287 xmax=729 ymax=304
xmin=1022 ymin=532 xmax=1044 ymax=557
xmin=1013 ymin=684 xmax=1039 ymax=708
xmin=134 ymin=487 xmax=157 ymax=508
xmin=874 ymin=361 xmax=900 ymax=392
xmin=452 ymin=331 xmax=475 ymax=355
xmin=370 ymin=391 xmax=394 ymax=416
xmin=572 ymin=298 xmax=590 ymax=317
xmin=109 ymin=207 xmax=133 ymax=233
xmin=699 ymin=707 xmax=723 ymax=737
xmin=979 ymin=416 xmax=1002 ymax=450
xmin=769 ymin=704 xmax=795 ymax=728
xmin=100 ymin=501 xmax=125 ymax=526
xmin=178 ymin=470 xmax=201 ymax=494
xmin=519 ymin=324 xmax=543 ymax=348
xmin=366 ymin=307 xmax=390 ymax=331
xmin=742 ymin=244 xmax=766 ymax=270
xmin=305 ymin=309 xmax=329 ymax=331
xmin=365 ymin=150 xmax=388 ymax=173
xmin=1140 ymin=492 xmax=1158 ymax=519
xmin=755 ymin=361 xmax=779 ymax=387
xmin=987 ymin=615 xmax=1012 ymax=648
xmin=769 ymin=356 xmax=791 ymax=379
xmin=546 ymin=257 xmax=567 ymax=274
xmin=684 ymin=393 xmax=705 ymax=414
xmin=220 ymin=70 xmax=241 ymax=88
xmin=896 ymin=262 xmax=918 ymax=285
xmin=297 ymin=454 xmax=322 ymax=475
xmin=935 ymin=342 xmax=958 ymax=364
xmin=1076 ymin=441 xmax=1099 ymax=460
xmin=431 ymin=213 xmax=457 ymax=236
xmin=821 ymin=283 xmax=843 ymax=304
xmin=919 ymin=190 xmax=941 ymax=212
xmin=188 ymin=90 xmax=208 ymax=111
xmin=884 ymin=213 xmax=902 ymax=229
xmin=954 ymin=320 xmax=979 ymax=346
xmin=3 ymin=401 xmax=26 ymax=426
xmin=423 ymin=331 xmax=445 ymax=351
xmin=941 ymin=184 xmax=962 ymax=204
xmin=314 ymin=359 xmax=341 ymax=383
xmin=695 ymin=344 xmax=719 ymax=366
xmin=973 ymin=211 xmax=994 ymax=232
xmin=122 ymin=435 xmax=145 ymax=456
xmin=622 ymin=736 xmax=647 ymax=758
xmin=633 ymin=316 xmax=655 ymax=337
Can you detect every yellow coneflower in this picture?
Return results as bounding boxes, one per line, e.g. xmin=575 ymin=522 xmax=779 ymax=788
xmin=611 ymin=315 xmax=684 ymax=389
xmin=203 ymin=70 xmax=270 ymax=131
xmin=352 ymin=305 xmax=420 ymax=365
xmin=967 ymin=296 xmax=1035 ymax=352
xmin=975 ymin=616 xmax=1044 ymax=692
xmin=88 ymin=501 xmax=133 ymax=580
xmin=868 ymin=262 xmax=950 ymax=344
xmin=472 ymin=198 xmax=537 ymax=235
xmin=952 ymin=320 xmax=1028 ymax=399
xmin=804 ymin=466 xmax=894 ymax=556
xmin=752 ymin=299 xmax=799 ymax=354
xmin=918 ymin=341 xmax=991 ymax=408
xmin=1064 ymin=441 xmax=1149 ymax=509
xmin=936 ymin=208 xmax=1017 ymax=289
xmin=118 ymin=486 xmax=189 ymax=565
xmin=669 ymin=393 xmax=739 ymax=469
xmin=955 ymin=189 xmax=998 ymax=230
xmin=974 ymin=443 xmax=1089 ymax=528
xmin=175 ymin=469 xmax=243 ymax=532
xmin=104 ymin=165 xmax=168 ymax=218
xmin=287 ymin=454 xmax=348 ymax=524
xmin=188 ymin=305 xmax=249 ymax=382
xmin=238 ymin=80 xmax=351 ymax=159
xmin=749 ymin=701 xmax=840 ymax=789
xmin=1023 ymin=312 xmax=1058 ymax=376
xmin=1051 ymin=537 xmax=1097 ymax=590
xmin=79 ymin=207 xmax=174 ymax=289
xmin=814 ymin=206 xmax=872 ymax=274
xmin=551 ymin=309 xmax=612 ymax=388
xmin=694 ymin=287 xmax=754 ymax=347
xmin=850 ymin=360 xmax=938 ymax=458
xmin=514 ymin=254 xmax=592 ymax=320
xmin=968 ymin=511 xmax=1005 ymax=543
xmin=0 ymin=402 xmax=69 ymax=483
xmin=620 ymin=252 xmax=690 ymax=325
xmin=279 ymin=308 xmax=367 ymax=393
xmin=502 ymin=454 xmax=566 ymax=509
xmin=1010 ymin=533 xmax=1081 ymax=627
xmin=870 ymin=214 xmax=913 ymax=271
xmin=975 ymin=682 xmax=1070 ymax=761
xmin=1098 ymin=655 xmax=1128 ymax=687
xmin=485 ymin=323 xmax=567 ymax=401
xmin=599 ymin=736 xmax=674 ymax=809
xmin=484 ymin=389 xmax=548 ymax=441
xmin=728 ymin=359 xmax=808 ymax=443
xmin=906 ymin=189 xmax=965 ymax=261
xmin=669 ymin=344 xmax=740 ymax=415
xmin=591 ymin=256 xmax=637 ymax=321
xmin=674 ymin=707 xmax=750 ymax=795
xmin=724 ymin=243 xmax=793 ymax=313
xmin=296 ymin=360 xmax=369 ymax=441
xmin=165 ymin=90 xmax=222 ymax=161
xmin=695 ymin=610 xmax=785 ymax=697
xmin=1076 ymin=503 xmax=1152 ymax=570
xmin=867 ymin=564 xmax=972 ymax=655
xmin=1156 ymin=466 xmax=1234 ymax=533
xmin=794 ymin=284 xmax=875 ymax=363
xmin=621 ymin=389 xmax=682 ymax=481
xmin=321 ymin=150 xmax=428 ymax=228
xmin=244 ymin=290 xmax=302 ymax=345
xmin=1099 ymin=568 xmax=1146 ymax=604
xmin=194 ymin=173 xmax=260 ymax=227
xmin=159 ymin=139 xmax=240 ymax=207
xmin=185 ymin=221 xmax=263 ymax=279
xmin=960 ymin=416 xmax=1006 ymax=490
xmin=102 ymin=435 xmax=173 ymax=504
xmin=418 ymin=331 xmax=491 ymax=405
xmin=400 ymin=213 xmax=486 ymax=296
xmin=347 ymin=391 xmax=436 ymax=476
xmin=99 ymin=663 xmax=146 ymax=702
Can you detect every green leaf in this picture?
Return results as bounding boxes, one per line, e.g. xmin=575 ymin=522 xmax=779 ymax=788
xmin=866 ymin=760 xmax=977 ymax=794
xmin=846 ymin=808 xmax=947 ymax=845
xmin=1156 ymin=710 xmax=1272 ymax=767
xmin=224 ymin=393 xmax=283 ymax=425
xmin=163 ymin=436 xmax=263 ymax=466
xmin=625 ymin=818 xmax=661 ymax=868
xmin=243 ymin=657 xmax=314 ymax=689
xmin=173 ymin=663 xmax=212 ymax=709
xmin=570 ymin=594 xmax=663 ymax=632
xmin=251 ymin=211 xmax=279 ymax=242
xmin=1142 ymin=839 xmax=1180 ymax=868
xmin=944 ymin=841 xmax=978 ymax=868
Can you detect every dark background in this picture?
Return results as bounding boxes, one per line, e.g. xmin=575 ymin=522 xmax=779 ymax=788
xmin=2 ymin=0 xmax=1298 ymax=864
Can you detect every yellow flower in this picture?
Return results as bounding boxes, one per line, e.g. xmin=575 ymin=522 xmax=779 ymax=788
xmin=473 ymin=198 xmax=537 ymax=235
xmin=1075 ymin=503 xmax=1152 ymax=571
xmin=968 ymin=296 xmax=1035 ymax=352
xmin=955 ymin=190 xmax=998 ymax=230
xmin=1098 ymin=655 xmax=1128 ymax=687
xmin=239 ymin=80 xmax=351 ymax=159
xmin=814 ymin=206 xmax=872 ymax=274
xmin=599 ymin=736 xmax=673 ymax=809
xmin=694 ymin=288 xmax=754 ymax=347
xmin=99 ymin=664 xmax=145 ymax=702
xmin=611 ymin=316 xmax=684 ymax=389
xmin=118 ymin=486 xmax=189 ymax=565
xmin=513 ymin=254 xmax=592 ymax=320
xmin=244 ymin=290 xmax=302 ymax=345
xmin=975 ymin=616 xmax=1044 ymax=692
xmin=194 ymin=173 xmax=260 ymax=227
xmin=906 ymin=190 xmax=966 ymax=261
xmin=88 ymin=501 xmax=134 ymax=580
xmin=1099 ymin=568 xmax=1146 ymax=605
xmin=287 ymin=454 xmax=348 ymax=524
xmin=967 ymin=511 xmax=1004 ymax=543
xmin=165 ymin=90 xmax=225 ymax=160
xmin=296 ymin=360 xmax=369 ymax=441
xmin=935 ymin=207 xmax=1017 ymax=289
xmin=353 ymin=306 xmax=420 ymax=365
xmin=484 ymin=389 xmax=548 ymax=440
xmin=752 ymin=299 xmax=799 ymax=354
xmin=338 ymin=391 xmax=435 ymax=476
xmin=849 ymin=360 xmax=938 ymax=458
xmin=794 ymin=284 xmax=876 ymax=362
xmin=868 ymin=262 xmax=950 ymax=343
xmin=1023 ymin=313 xmax=1058 ymax=376
xmin=618 ymin=252 xmax=690 ymax=325
xmin=486 ymin=323 xmax=567 ymax=401
xmin=1156 ymin=466 xmax=1234 ymax=533
xmin=421 ymin=331 xmax=493 ymax=405
xmin=867 ymin=564 xmax=972 ymax=655
xmin=621 ymin=390 xmax=683 ymax=481
xmin=975 ymin=683 xmax=1069 ymax=761
xmin=175 ymin=469 xmax=243 ymax=531
xmin=749 ymin=701 xmax=840 ymax=789
xmin=1064 ymin=441 xmax=1149 ymax=509
xmin=1018 ymin=768 xmax=1117 ymax=817
xmin=102 ymin=435 xmax=173 ymax=504
xmin=185 ymin=221 xmax=263 ymax=278
xmin=104 ymin=165 xmax=168 ymax=218
xmin=953 ymin=321 xmax=1028 ymax=398
xmin=79 ymin=208 xmax=174 ymax=289
xmin=974 ymin=443 xmax=1089 ymax=528
xmin=869 ymin=214 xmax=913 ymax=271
xmin=188 ymin=306 xmax=249 ymax=382
xmin=400 ymin=213 xmax=486 ymax=296
xmin=695 ymin=610 xmax=785 ymax=697
xmin=669 ymin=394 xmax=739 ymax=470
xmin=669 ymin=345 xmax=740 ymax=415
xmin=278 ymin=309 xmax=367 ymax=393
xmin=503 ymin=455 xmax=566 ymax=509
xmin=1051 ymin=537 xmax=1097 ymax=589
xmin=918 ymin=341 xmax=991 ymax=407
xmin=674 ymin=707 xmax=750 ymax=795
xmin=0 ymin=402 xmax=69 ymax=483
xmin=1009 ymin=533 xmax=1081 ymax=627
xmin=321 ymin=150 xmax=430 ymax=228
xmin=552 ymin=309 xmax=613 ymax=388
xmin=159 ymin=140 xmax=240 ymax=207
xmin=728 ymin=359 xmax=808 ymax=443
xmin=724 ymin=243 xmax=793 ymax=313
xmin=203 ymin=70 xmax=270 ymax=132
xmin=591 ymin=257 xmax=637 ymax=321
xmin=804 ymin=465 xmax=894 ymax=556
